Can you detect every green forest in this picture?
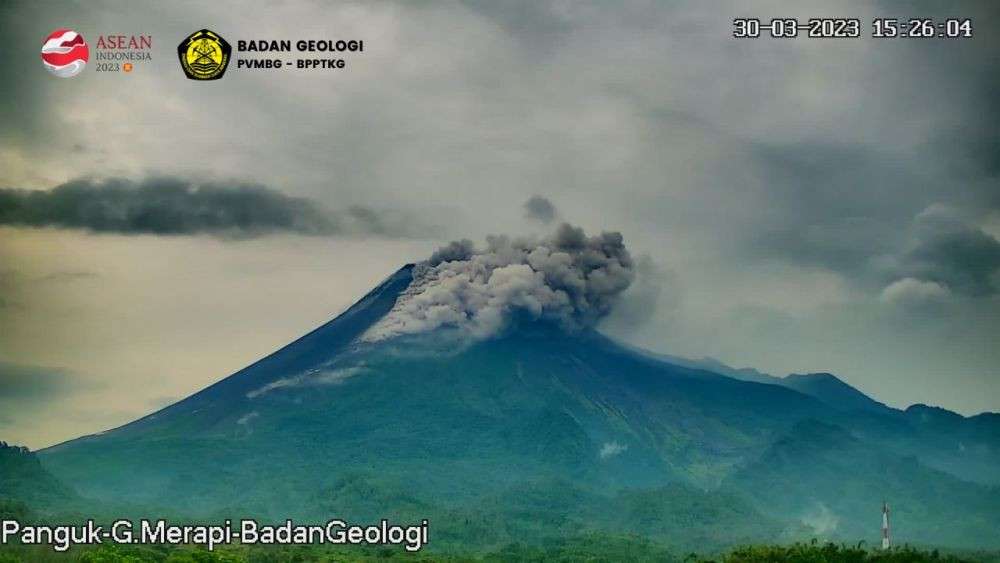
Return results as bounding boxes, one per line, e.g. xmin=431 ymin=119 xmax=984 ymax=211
xmin=1 ymin=538 xmax=999 ymax=563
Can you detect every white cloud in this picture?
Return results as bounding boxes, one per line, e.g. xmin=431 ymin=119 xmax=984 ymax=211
xmin=236 ymin=411 xmax=259 ymax=425
xmin=801 ymin=502 xmax=839 ymax=535
xmin=880 ymin=278 xmax=951 ymax=306
xmin=246 ymin=366 xmax=366 ymax=399
xmin=599 ymin=441 xmax=627 ymax=459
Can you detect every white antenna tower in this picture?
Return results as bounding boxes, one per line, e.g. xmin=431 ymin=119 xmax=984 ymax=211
xmin=881 ymin=501 xmax=891 ymax=550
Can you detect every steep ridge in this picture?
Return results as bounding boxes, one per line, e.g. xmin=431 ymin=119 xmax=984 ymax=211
xmin=782 ymin=372 xmax=891 ymax=414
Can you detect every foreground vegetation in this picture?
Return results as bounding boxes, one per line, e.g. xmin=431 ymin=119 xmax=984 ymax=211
xmin=2 ymin=539 xmax=999 ymax=563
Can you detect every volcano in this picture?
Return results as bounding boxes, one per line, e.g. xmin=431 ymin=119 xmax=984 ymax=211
xmin=35 ymin=265 xmax=1000 ymax=550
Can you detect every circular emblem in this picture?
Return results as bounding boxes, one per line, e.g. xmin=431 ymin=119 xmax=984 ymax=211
xmin=40 ymin=28 xmax=89 ymax=78
xmin=177 ymin=29 xmax=231 ymax=80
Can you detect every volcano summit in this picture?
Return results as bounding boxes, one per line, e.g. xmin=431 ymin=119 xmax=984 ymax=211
xmin=32 ymin=226 xmax=1000 ymax=551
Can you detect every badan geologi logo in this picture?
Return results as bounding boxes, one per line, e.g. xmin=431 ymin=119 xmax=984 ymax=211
xmin=40 ymin=28 xmax=89 ymax=78
xmin=177 ymin=29 xmax=231 ymax=80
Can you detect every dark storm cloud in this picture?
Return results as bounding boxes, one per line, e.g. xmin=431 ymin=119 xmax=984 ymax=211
xmin=894 ymin=206 xmax=1000 ymax=297
xmin=523 ymin=195 xmax=557 ymax=224
xmin=744 ymin=141 xmax=933 ymax=277
xmin=0 ymin=177 xmax=409 ymax=238
xmin=928 ymin=67 xmax=1000 ymax=190
xmin=459 ymin=0 xmax=575 ymax=52
xmin=744 ymin=134 xmax=999 ymax=288
xmin=0 ymin=362 xmax=82 ymax=401
xmin=722 ymin=0 xmax=1000 ymax=283
xmin=750 ymin=142 xmax=929 ymax=222
xmin=875 ymin=0 xmax=1000 ymax=184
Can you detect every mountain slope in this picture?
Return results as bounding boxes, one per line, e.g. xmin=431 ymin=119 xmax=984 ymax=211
xmin=39 ymin=322 xmax=828 ymax=514
xmin=657 ymin=356 xmax=1000 ymax=488
xmin=728 ymin=419 xmax=1000 ymax=548
xmin=33 ymin=265 xmax=1000 ymax=550
xmin=643 ymin=355 xmax=887 ymax=412
xmin=781 ymin=373 xmax=890 ymax=414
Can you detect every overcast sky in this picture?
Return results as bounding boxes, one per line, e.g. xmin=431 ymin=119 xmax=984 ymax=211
xmin=1 ymin=0 xmax=998 ymax=449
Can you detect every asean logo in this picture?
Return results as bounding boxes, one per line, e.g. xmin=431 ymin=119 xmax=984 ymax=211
xmin=177 ymin=29 xmax=231 ymax=80
xmin=40 ymin=29 xmax=89 ymax=78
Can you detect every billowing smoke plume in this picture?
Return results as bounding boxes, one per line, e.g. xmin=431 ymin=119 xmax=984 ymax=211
xmin=361 ymin=223 xmax=635 ymax=342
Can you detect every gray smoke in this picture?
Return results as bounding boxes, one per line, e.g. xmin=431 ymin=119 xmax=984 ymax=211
xmin=523 ymin=195 xmax=557 ymax=224
xmin=800 ymin=502 xmax=839 ymax=536
xmin=0 ymin=176 xmax=398 ymax=238
xmin=362 ymin=223 xmax=635 ymax=342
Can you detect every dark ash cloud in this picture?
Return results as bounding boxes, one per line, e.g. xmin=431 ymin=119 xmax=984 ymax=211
xmin=523 ymin=195 xmax=557 ymax=224
xmin=363 ymin=223 xmax=635 ymax=341
xmin=427 ymin=239 xmax=477 ymax=265
xmin=0 ymin=177 xmax=405 ymax=238
xmin=601 ymin=255 xmax=669 ymax=334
